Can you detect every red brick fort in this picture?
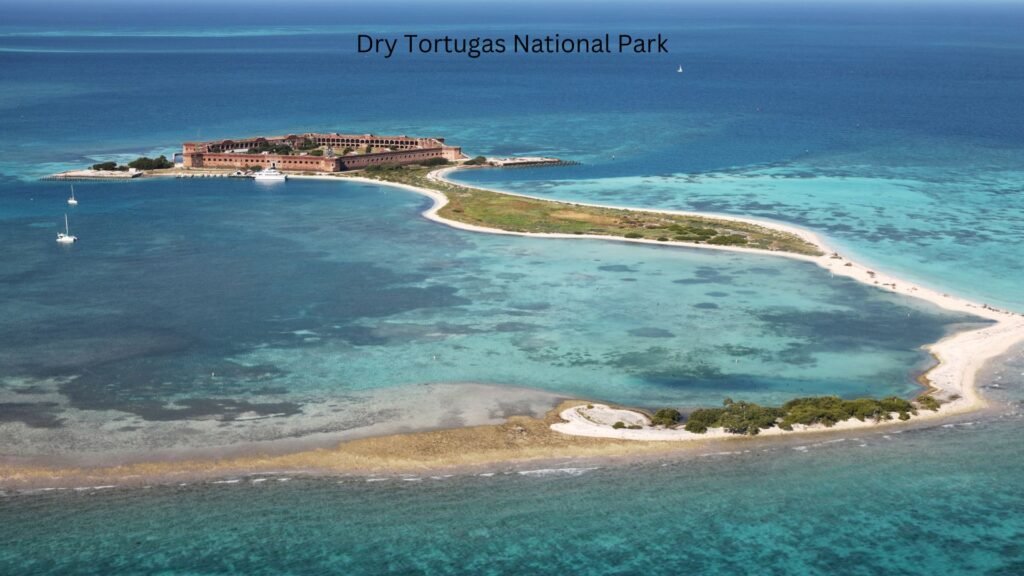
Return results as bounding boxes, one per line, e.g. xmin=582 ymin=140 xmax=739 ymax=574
xmin=182 ymin=132 xmax=464 ymax=172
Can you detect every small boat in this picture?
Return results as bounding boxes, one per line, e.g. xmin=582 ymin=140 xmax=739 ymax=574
xmin=253 ymin=167 xmax=287 ymax=182
xmin=677 ymin=65 xmax=683 ymax=73
xmin=67 ymin=185 xmax=78 ymax=206
xmin=56 ymin=214 xmax=77 ymax=244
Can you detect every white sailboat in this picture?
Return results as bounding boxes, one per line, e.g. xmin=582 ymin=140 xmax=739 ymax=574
xmin=56 ymin=214 xmax=77 ymax=244
xmin=677 ymin=65 xmax=684 ymax=73
xmin=67 ymin=185 xmax=78 ymax=206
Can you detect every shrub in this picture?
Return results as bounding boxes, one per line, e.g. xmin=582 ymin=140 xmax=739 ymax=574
xmin=684 ymin=408 xmax=725 ymax=434
xmin=779 ymin=396 xmax=916 ymax=429
xmin=624 ymin=232 xmax=643 ymax=239
xmin=612 ymin=421 xmax=626 ymax=429
xmin=716 ymin=399 xmax=783 ymax=435
xmin=707 ymin=234 xmax=747 ymax=246
xmin=309 ymin=149 xmax=324 ymax=157
xmin=657 ymin=237 xmax=669 ymax=242
xmin=650 ymin=408 xmax=681 ymax=427
xmin=464 ymin=155 xmax=489 ymax=166
xmin=420 ymin=157 xmax=450 ymax=167
xmin=917 ymin=395 xmax=941 ymax=411
xmin=127 ymin=155 xmax=174 ymax=170
xmin=91 ymin=161 xmax=120 ymax=171
xmin=684 ymin=394 xmax=922 ymax=436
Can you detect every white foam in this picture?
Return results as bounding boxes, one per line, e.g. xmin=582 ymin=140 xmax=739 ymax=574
xmin=517 ymin=467 xmax=598 ymax=477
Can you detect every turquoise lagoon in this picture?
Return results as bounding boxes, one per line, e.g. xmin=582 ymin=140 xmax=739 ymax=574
xmin=0 ymin=177 xmax=973 ymax=458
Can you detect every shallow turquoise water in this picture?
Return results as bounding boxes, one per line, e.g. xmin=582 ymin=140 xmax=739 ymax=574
xmin=2 ymin=353 xmax=1023 ymax=574
xmin=0 ymin=177 xmax=971 ymax=457
xmin=453 ymin=140 xmax=1024 ymax=312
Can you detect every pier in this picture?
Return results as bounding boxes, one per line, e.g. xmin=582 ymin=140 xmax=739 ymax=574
xmin=486 ymin=156 xmax=576 ymax=168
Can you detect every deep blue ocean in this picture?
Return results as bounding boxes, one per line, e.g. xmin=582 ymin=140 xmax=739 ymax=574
xmin=1 ymin=1 xmax=1023 ymax=573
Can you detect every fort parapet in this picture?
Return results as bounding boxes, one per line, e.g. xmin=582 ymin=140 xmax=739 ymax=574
xmin=182 ymin=132 xmax=464 ymax=172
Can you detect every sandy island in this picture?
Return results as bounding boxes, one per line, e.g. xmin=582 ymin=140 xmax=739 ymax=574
xmin=5 ymin=164 xmax=1024 ymax=489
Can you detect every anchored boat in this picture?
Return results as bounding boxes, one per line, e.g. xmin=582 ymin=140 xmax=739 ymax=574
xmin=56 ymin=214 xmax=77 ymax=244
xmin=253 ymin=167 xmax=287 ymax=182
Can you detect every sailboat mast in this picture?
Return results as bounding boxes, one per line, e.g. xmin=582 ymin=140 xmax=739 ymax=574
xmin=65 ymin=214 xmax=69 ymax=235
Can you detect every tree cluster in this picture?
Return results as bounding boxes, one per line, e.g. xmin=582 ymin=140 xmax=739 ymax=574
xmin=680 ymin=395 xmax=931 ymax=436
xmin=127 ymin=155 xmax=174 ymax=170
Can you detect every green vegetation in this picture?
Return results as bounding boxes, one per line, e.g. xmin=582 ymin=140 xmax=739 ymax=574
xmin=684 ymin=399 xmax=782 ymax=435
xmin=297 ymin=138 xmax=318 ymax=151
xmin=650 ymin=408 xmax=681 ymax=428
xmin=917 ymin=395 xmax=941 ymax=411
xmin=612 ymin=421 xmax=626 ymax=429
xmin=308 ymin=149 xmax=324 ymax=157
xmin=779 ymin=396 xmax=917 ymax=429
xmin=707 ymin=234 xmax=747 ymax=246
xmin=92 ymin=156 xmax=173 ymax=171
xmin=363 ymin=163 xmax=402 ymax=174
xmin=355 ymin=166 xmax=822 ymax=256
xmin=678 ymin=395 xmax=933 ymax=436
xmin=419 ymin=157 xmax=450 ymax=167
xmin=247 ymin=142 xmax=293 ymax=155
xmin=127 ymin=155 xmax=174 ymax=170
xmin=464 ymin=155 xmax=489 ymax=166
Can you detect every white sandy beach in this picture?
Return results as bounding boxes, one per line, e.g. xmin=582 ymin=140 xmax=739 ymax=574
xmin=290 ymin=166 xmax=1024 ymax=441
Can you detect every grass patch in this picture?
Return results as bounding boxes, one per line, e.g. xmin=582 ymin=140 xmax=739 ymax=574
xmin=356 ymin=166 xmax=823 ymax=256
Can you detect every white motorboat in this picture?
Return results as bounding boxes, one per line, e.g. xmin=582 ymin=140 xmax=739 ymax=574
xmin=56 ymin=214 xmax=77 ymax=244
xmin=253 ymin=167 xmax=287 ymax=181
